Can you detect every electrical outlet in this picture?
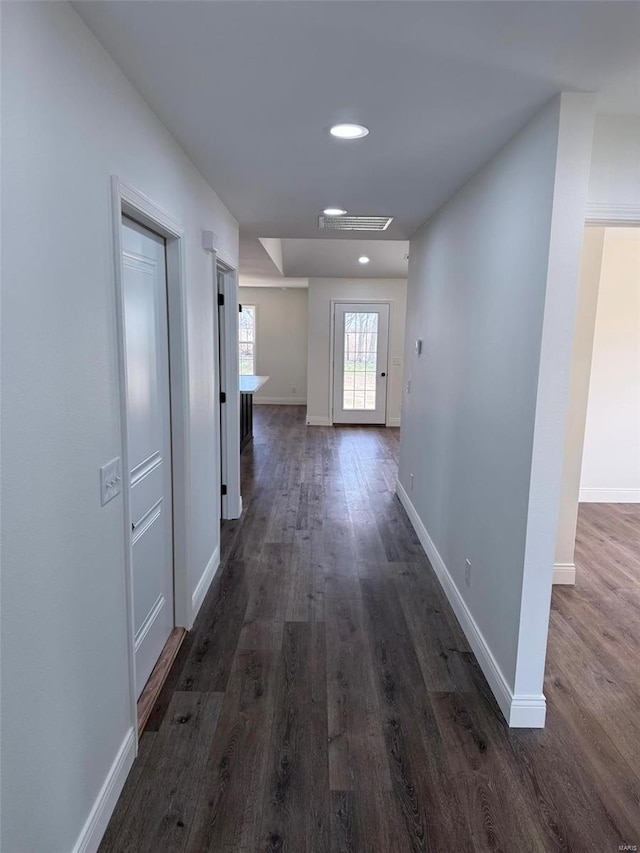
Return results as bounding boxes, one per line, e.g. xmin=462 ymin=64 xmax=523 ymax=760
xmin=410 ymin=473 xmax=414 ymax=491
xmin=292 ymin=386 xmax=297 ymax=394
xmin=465 ymin=559 xmax=472 ymax=587
xmin=100 ymin=457 xmax=122 ymax=506
xmin=406 ymin=379 xmax=411 ymax=395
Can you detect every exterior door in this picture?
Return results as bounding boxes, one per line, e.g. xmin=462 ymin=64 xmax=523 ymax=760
xmin=121 ymin=216 xmax=174 ymax=698
xmin=333 ymin=302 xmax=390 ymax=424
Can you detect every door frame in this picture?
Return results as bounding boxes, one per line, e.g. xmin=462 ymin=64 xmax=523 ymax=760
xmin=329 ymin=299 xmax=392 ymax=426
xmin=216 ymin=259 xmax=242 ymax=520
xmin=111 ymin=176 xmax=191 ymax=741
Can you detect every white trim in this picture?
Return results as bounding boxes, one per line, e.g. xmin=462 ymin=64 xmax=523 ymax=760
xmin=254 ymin=397 xmax=307 ymax=405
xmin=386 ymin=417 xmax=401 ymax=427
xmin=553 ymin=563 xmax=576 ymax=585
xmin=585 ymin=202 xmax=640 ymax=225
xmin=191 ymin=546 xmax=221 ymax=621
xmin=396 ymin=480 xmax=546 ymax=728
xmin=579 ymin=487 xmax=640 ymax=503
xmin=306 ymin=416 xmax=332 ymax=426
xmin=72 ymin=728 xmax=136 ymax=853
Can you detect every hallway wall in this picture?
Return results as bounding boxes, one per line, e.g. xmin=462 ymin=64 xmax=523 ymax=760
xmin=397 ymin=94 xmax=595 ymax=726
xmin=1 ymin=3 xmax=238 ymax=852
xmin=306 ymin=278 xmax=407 ymax=426
xmin=239 ymin=286 xmax=309 ymax=404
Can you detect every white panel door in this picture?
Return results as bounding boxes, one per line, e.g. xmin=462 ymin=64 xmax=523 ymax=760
xmin=122 ymin=216 xmax=174 ymax=698
xmin=333 ymin=302 xmax=390 ymax=424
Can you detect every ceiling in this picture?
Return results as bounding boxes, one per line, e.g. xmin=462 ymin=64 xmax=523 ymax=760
xmin=282 ymin=238 xmax=409 ymax=279
xmin=75 ymin=1 xmax=640 ymax=275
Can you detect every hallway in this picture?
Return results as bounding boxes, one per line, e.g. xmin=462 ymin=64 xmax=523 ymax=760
xmin=100 ymin=407 xmax=640 ymax=853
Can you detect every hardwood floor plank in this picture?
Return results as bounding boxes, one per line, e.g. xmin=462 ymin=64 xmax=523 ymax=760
xmin=98 ymin=732 xmax=158 ymax=853
xmin=543 ymin=660 xmax=640 ymax=838
xmin=259 ymin=622 xmax=330 ymax=853
xmin=326 ymin=596 xmax=391 ymax=794
xmin=178 ymin=560 xmax=249 ymax=693
xmin=99 ymin=692 xmax=223 ymax=853
xmin=186 ymin=649 xmax=278 ymax=851
xmin=361 ymin=578 xmax=474 ymax=853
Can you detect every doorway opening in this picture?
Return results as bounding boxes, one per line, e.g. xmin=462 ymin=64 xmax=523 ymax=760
xmin=547 ymin=218 xmax=639 ymax=781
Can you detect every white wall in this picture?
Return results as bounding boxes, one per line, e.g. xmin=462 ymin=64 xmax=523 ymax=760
xmin=306 ymin=279 xmax=407 ymax=426
xmin=239 ymin=286 xmax=308 ymax=404
xmin=397 ymin=94 xmax=595 ymax=727
xmin=580 ymin=228 xmax=640 ymax=501
xmin=1 ymin=3 xmax=238 ymax=852
xmin=588 ymin=115 xmax=640 ymax=216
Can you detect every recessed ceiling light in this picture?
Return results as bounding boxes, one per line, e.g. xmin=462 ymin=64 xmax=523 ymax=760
xmin=323 ymin=208 xmax=347 ymax=216
xmin=358 ymin=256 xmax=370 ymax=264
xmin=329 ymin=123 xmax=369 ymax=140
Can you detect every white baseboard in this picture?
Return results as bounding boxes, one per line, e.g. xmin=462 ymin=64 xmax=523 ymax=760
xmin=386 ymin=417 xmax=401 ymax=427
xmin=73 ymin=727 xmax=136 ymax=853
xmin=254 ymin=397 xmax=307 ymax=405
xmin=191 ymin=546 xmax=220 ymax=621
xmin=395 ymin=480 xmax=546 ymax=728
xmin=579 ymin=487 xmax=640 ymax=503
xmin=306 ymin=416 xmax=332 ymax=426
xmin=553 ymin=562 xmax=576 ymax=585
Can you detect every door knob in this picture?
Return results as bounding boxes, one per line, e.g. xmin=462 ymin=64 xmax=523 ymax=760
xmin=381 ymin=372 xmax=386 ymax=377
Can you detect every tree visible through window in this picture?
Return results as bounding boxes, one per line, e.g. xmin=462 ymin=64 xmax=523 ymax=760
xmin=343 ymin=311 xmax=378 ymax=410
xmin=239 ymin=305 xmax=256 ymax=375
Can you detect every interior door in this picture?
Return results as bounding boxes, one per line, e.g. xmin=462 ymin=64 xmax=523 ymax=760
xmin=121 ymin=216 xmax=174 ymax=698
xmin=333 ymin=302 xmax=390 ymax=424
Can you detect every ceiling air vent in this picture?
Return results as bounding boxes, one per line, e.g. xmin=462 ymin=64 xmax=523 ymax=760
xmin=318 ymin=215 xmax=393 ymax=232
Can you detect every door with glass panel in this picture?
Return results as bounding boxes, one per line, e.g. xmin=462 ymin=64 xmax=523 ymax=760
xmin=332 ymin=302 xmax=390 ymax=424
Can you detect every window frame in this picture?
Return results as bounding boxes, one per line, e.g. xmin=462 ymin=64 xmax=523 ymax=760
xmin=238 ymin=302 xmax=257 ymax=376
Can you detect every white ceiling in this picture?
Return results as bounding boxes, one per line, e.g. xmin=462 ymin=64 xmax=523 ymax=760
xmin=75 ymin=1 xmax=640 ymax=269
xmin=282 ymin=238 xmax=409 ymax=278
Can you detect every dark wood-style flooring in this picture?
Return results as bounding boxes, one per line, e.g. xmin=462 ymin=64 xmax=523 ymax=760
xmin=100 ymin=405 xmax=640 ymax=852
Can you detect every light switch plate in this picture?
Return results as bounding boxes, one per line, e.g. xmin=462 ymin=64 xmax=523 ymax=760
xmin=392 ymin=356 xmax=402 ymax=366
xmin=100 ymin=457 xmax=122 ymax=506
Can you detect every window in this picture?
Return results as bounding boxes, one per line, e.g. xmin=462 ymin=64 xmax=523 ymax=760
xmin=343 ymin=311 xmax=378 ymax=410
xmin=239 ymin=304 xmax=256 ymax=375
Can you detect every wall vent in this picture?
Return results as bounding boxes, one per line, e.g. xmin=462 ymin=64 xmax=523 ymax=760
xmin=318 ymin=215 xmax=393 ymax=232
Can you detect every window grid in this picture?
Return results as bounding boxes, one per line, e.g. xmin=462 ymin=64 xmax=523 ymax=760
xmin=239 ymin=305 xmax=256 ymax=375
xmin=342 ymin=311 xmax=378 ymax=410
